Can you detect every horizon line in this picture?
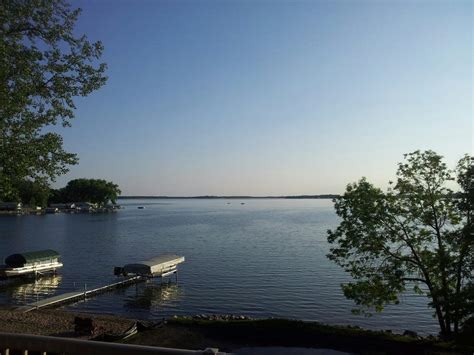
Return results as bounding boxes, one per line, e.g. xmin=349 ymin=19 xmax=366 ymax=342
xmin=118 ymin=194 xmax=339 ymax=200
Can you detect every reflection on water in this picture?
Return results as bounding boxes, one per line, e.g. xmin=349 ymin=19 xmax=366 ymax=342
xmin=124 ymin=281 xmax=182 ymax=311
xmin=0 ymin=275 xmax=62 ymax=304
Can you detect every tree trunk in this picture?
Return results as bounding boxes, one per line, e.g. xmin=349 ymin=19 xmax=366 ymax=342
xmin=433 ymin=300 xmax=447 ymax=336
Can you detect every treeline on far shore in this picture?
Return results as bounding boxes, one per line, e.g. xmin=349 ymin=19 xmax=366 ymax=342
xmin=0 ymin=178 xmax=121 ymax=214
xmin=118 ymin=194 xmax=340 ymax=200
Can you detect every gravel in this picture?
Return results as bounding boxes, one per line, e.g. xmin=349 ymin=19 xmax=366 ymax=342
xmin=0 ymin=307 xmax=135 ymax=339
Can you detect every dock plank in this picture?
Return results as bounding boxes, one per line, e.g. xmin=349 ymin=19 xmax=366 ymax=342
xmin=17 ymin=291 xmax=85 ymax=312
xmin=18 ymin=276 xmax=144 ymax=312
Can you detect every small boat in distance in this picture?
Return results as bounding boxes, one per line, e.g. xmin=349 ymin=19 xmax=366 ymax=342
xmin=137 ymin=206 xmax=145 ymax=209
xmin=0 ymin=250 xmax=63 ymax=279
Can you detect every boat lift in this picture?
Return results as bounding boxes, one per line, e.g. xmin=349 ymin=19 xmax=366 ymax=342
xmin=17 ymin=254 xmax=186 ymax=312
xmin=114 ymin=254 xmax=185 ymax=282
xmin=0 ymin=250 xmax=63 ymax=279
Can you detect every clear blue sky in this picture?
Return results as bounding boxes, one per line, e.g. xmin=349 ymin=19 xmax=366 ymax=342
xmin=56 ymin=0 xmax=472 ymax=196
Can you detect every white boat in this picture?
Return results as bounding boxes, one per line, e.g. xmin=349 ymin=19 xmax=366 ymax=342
xmin=0 ymin=250 xmax=63 ymax=278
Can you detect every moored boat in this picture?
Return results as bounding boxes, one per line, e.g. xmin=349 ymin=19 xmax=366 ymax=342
xmin=0 ymin=249 xmax=63 ymax=278
xmin=115 ymin=254 xmax=185 ymax=278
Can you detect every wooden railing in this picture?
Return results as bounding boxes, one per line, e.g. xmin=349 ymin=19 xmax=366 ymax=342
xmin=0 ymin=332 xmax=225 ymax=355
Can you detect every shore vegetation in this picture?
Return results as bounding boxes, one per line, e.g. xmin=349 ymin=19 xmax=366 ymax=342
xmin=328 ymin=150 xmax=473 ymax=337
xmin=50 ymin=178 xmax=121 ymax=207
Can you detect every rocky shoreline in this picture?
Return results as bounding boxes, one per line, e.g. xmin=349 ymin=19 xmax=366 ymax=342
xmin=0 ymin=307 xmax=133 ymax=339
xmin=181 ymin=314 xmax=253 ymax=321
xmin=0 ymin=308 xmax=471 ymax=354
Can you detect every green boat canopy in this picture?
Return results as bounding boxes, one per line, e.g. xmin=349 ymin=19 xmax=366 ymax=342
xmin=5 ymin=249 xmax=60 ymax=267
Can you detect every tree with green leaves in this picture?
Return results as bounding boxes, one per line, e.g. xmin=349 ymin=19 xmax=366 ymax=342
xmin=55 ymin=178 xmax=121 ymax=206
xmin=17 ymin=179 xmax=50 ymax=207
xmin=0 ymin=0 xmax=107 ymax=201
xmin=327 ymin=151 xmax=473 ymax=337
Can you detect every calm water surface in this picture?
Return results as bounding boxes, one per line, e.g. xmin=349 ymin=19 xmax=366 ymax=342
xmin=0 ymin=199 xmax=437 ymax=334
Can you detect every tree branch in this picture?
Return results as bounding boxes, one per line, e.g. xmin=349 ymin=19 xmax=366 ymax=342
xmin=401 ymin=277 xmax=427 ymax=284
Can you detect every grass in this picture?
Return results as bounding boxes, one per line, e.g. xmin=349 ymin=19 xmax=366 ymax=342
xmin=123 ymin=317 xmax=473 ymax=354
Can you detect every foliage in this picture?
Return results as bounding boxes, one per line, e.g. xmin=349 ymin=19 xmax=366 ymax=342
xmin=17 ymin=179 xmax=50 ymax=207
xmin=0 ymin=0 xmax=107 ymax=201
xmin=327 ymin=151 xmax=473 ymax=336
xmin=52 ymin=178 xmax=121 ymax=206
xmin=48 ymin=188 xmax=64 ymax=205
xmin=168 ymin=317 xmax=470 ymax=353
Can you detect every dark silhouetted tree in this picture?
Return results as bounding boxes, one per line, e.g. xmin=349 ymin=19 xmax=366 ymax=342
xmin=61 ymin=178 xmax=121 ymax=206
xmin=328 ymin=151 xmax=473 ymax=337
xmin=0 ymin=0 xmax=107 ymax=201
xmin=17 ymin=179 xmax=50 ymax=207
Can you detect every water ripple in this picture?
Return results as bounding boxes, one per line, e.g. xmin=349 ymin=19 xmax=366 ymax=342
xmin=0 ymin=199 xmax=438 ymax=334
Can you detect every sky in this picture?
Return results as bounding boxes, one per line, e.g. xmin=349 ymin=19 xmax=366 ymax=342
xmin=55 ymin=0 xmax=473 ymax=196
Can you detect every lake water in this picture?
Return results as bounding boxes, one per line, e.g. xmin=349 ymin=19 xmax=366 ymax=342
xmin=0 ymin=199 xmax=438 ymax=334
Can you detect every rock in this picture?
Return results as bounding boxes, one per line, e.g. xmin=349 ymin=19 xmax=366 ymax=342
xmin=403 ymin=330 xmax=418 ymax=337
xmin=74 ymin=316 xmax=95 ymax=336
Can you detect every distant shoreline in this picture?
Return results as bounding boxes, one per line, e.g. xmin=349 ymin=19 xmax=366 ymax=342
xmin=118 ymin=195 xmax=339 ymax=200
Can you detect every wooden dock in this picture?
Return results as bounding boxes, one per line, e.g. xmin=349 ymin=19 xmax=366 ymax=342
xmin=16 ymin=254 xmax=186 ymax=313
xmin=17 ymin=276 xmax=144 ymax=312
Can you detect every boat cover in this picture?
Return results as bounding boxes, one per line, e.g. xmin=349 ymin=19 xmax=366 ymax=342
xmin=5 ymin=249 xmax=60 ymax=267
xmin=123 ymin=254 xmax=184 ymax=276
